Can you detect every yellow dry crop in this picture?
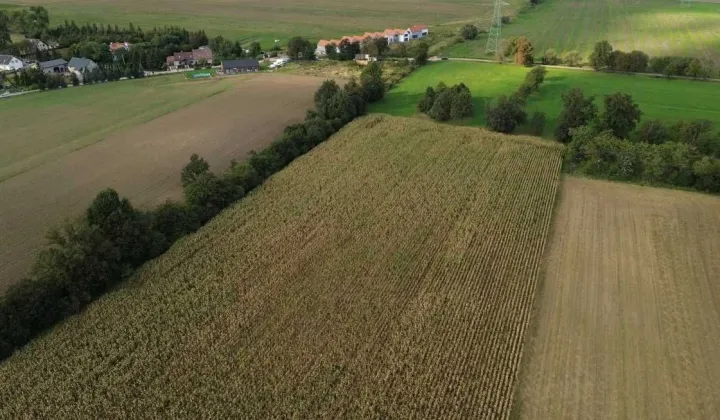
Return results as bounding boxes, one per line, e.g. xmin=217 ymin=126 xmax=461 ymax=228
xmin=0 ymin=115 xmax=564 ymax=419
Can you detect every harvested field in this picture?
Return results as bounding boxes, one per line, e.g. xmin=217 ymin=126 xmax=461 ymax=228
xmin=518 ymin=177 xmax=720 ymax=419
xmin=0 ymin=115 xmax=564 ymax=418
xmin=0 ymin=74 xmax=323 ymax=290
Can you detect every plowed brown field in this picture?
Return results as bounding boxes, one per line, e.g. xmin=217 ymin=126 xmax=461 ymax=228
xmin=0 ymin=74 xmax=323 ymax=290
xmin=518 ymin=177 xmax=720 ymax=420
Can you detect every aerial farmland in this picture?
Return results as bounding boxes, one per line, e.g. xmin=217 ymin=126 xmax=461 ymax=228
xmin=2 ymin=0 xmax=720 ymax=417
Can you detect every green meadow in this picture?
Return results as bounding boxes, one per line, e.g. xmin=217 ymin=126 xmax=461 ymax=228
xmin=447 ymin=0 xmax=720 ymax=64
xmin=370 ymin=61 xmax=720 ymax=136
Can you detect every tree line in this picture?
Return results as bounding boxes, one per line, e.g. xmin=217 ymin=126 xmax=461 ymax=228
xmin=0 ymin=62 xmax=387 ymax=362
xmin=561 ymin=90 xmax=720 ymax=192
xmin=485 ymin=66 xmax=548 ymax=135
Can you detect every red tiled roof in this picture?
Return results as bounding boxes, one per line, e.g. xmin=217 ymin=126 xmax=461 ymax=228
xmin=411 ymin=24 xmax=428 ymax=32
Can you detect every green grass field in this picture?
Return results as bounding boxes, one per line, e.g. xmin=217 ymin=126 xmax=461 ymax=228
xmin=447 ymin=0 xmax=720 ymax=63
xmin=370 ymin=61 xmax=720 ymax=136
xmin=0 ymin=0 xmax=518 ymax=47
xmin=0 ymin=74 xmax=234 ymax=181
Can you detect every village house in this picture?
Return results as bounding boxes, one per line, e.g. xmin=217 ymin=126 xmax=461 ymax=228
xmin=165 ymin=46 xmax=214 ymax=70
xmin=316 ymin=24 xmax=429 ymax=57
xmin=0 ymin=55 xmax=25 ymax=72
xmin=68 ymin=57 xmax=99 ymax=81
xmin=25 ymin=39 xmax=55 ymax=51
xmin=38 ymin=58 xmax=68 ymax=74
xmin=109 ymin=42 xmax=132 ymax=54
xmin=221 ymin=59 xmax=259 ymax=74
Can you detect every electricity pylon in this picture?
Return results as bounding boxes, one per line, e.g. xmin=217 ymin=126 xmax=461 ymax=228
xmin=486 ymin=0 xmax=510 ymax=55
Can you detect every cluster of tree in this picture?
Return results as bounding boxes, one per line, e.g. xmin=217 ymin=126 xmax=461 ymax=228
xmin=460 ymin=24 xmax=480 ymax=40
xmin=589 ymin=40 xmax=715 ymax=78
xmin=566 ymin=125 xmax=720 ymax=192
xmin=540 ymin=49 xmax=582 ymax=67
xmin=417 ymin=82 xmax=473 ymax=121
xmin=485 ymin=66 xmax=547 ymax=134
xmin=3 ymin=7 xmax=49 ymax=39
xmin=286 ymin=37 xmax=316 ymax=60
xmin=207 ymin=35 xmax=260 ymax=61
xmin=0 ymin=63 xmax=388 ymax=362
xmin=8 ymin=67 xmax=66 ymax=90
xmin=556 ymin=88 xmax=720 ymax=192
xmin=504 ymin=36 xmax=534 ymax=66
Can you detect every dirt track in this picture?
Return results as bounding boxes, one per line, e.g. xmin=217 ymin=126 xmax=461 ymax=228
xmin=0 ymin=74 xmax=323 ymax=290
xmin=518 ymin=177 xmax=720 ymax=419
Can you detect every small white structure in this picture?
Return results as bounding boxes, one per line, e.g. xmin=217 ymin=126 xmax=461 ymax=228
xmin=0 ymin=55 xmax=25 ymax=72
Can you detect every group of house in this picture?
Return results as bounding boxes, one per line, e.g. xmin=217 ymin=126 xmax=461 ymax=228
xmin=315 ymin=24 xmax=429 ymax=57
xmin=0 ymin=40 xmax=131 ymax=76
xmin=0 ymin=54 xmax=98 ymax=79
xmin=165 ymin=46 xmax=260 ymax=73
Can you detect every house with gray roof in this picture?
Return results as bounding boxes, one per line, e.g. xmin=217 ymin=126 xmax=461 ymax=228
xmin=0 ymin=55 xmax=25 ymax=72
xmin=221 ymin=59 xmax=259 ymax=74
xmin=38 ymin=59 xmax=68 ymax=74
xmin=68 ymin=57 xmax=99 ymax=82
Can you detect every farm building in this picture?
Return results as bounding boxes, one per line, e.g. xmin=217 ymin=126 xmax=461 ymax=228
xmin=221 ymin=59 xmax=260 ymax=74
xmin=0 ymin=55 xmax=25 ymax=72
xmin=38 ymin=59 xmax=68 ymax=74
xmin=316 ymin=25 xmax=428 ymax=57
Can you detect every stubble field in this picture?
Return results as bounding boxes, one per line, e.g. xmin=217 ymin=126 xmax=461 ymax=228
xmin=518 ymin=177 xmax=720 ymax=419
xmin=0 ymin=73 xmax=322 ymax=290
xmin=448 ymin=0 xmax=720 ymax=64
xmin=0 ymin=115 xmax=564 ymax=418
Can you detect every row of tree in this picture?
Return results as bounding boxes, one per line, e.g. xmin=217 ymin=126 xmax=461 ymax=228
xmin=417 ymin=82 xmax=473 ymax=121
xmin=589 ymin=40 xmax=715 ymax=78
xmin=485 ymin=66 xmax=548 ymax=134
xmin=0 ymin=62 xmax=387 ymax=362
xmin=566 ymin=125 xmax=720 ymax=192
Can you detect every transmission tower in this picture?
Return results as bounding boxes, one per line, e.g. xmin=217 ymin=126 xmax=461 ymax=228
xmin=486 ymin=0 xmax=509 ymax=55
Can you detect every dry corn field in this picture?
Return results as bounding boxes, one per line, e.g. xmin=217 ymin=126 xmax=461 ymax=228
xmin=518 ymin=177 xmax=720 ymax=420
xmin=0 ymin=115 xmax=564 ymax=418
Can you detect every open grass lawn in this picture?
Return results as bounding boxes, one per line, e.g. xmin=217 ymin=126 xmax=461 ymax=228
xmin=0 ymin=0 xmax=521 ymax=46
xmin=447 ymin=0 xmax=720 ymax=64
xmin=370 ymin=61 xmax=720 ymax=136
xmin=0 ymin=74 xmax=235 ymax=181
xmin=0 ymin=115 xmax=564 ymax=418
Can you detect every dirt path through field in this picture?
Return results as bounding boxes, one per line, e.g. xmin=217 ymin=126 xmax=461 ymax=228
xmin=517 ymin=177 xmax=720 ymax=419
xmin=0 ymin=74 xmax=322 ymax=291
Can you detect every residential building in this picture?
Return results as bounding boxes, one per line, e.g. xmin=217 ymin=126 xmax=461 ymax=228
xmin=25 ymin=38 xmax=53 ymax=51
xmin=0 ymin=55 xmax=25 ymax=72
xmin=221 ymin=59 xmax=259 ymax=74
xmin=166 ymin=46 xmax=214 ymax=70
xmin=316 ymin=25 xmax=429 ymax=56
xmin=38 ymin=58 xmax=68 ymax=74
xmin=68 ymin=57 xmax=99 ymax=81
xmin=355 ymin=54 xmax=378 ymax=65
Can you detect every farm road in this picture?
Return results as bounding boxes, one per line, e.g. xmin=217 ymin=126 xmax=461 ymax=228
xmin=0 ymin=74 xmax=323 ymax=291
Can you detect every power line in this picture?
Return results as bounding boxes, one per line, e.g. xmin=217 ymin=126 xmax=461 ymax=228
xmin=486 ymin=0 xmax=510 ymax=55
